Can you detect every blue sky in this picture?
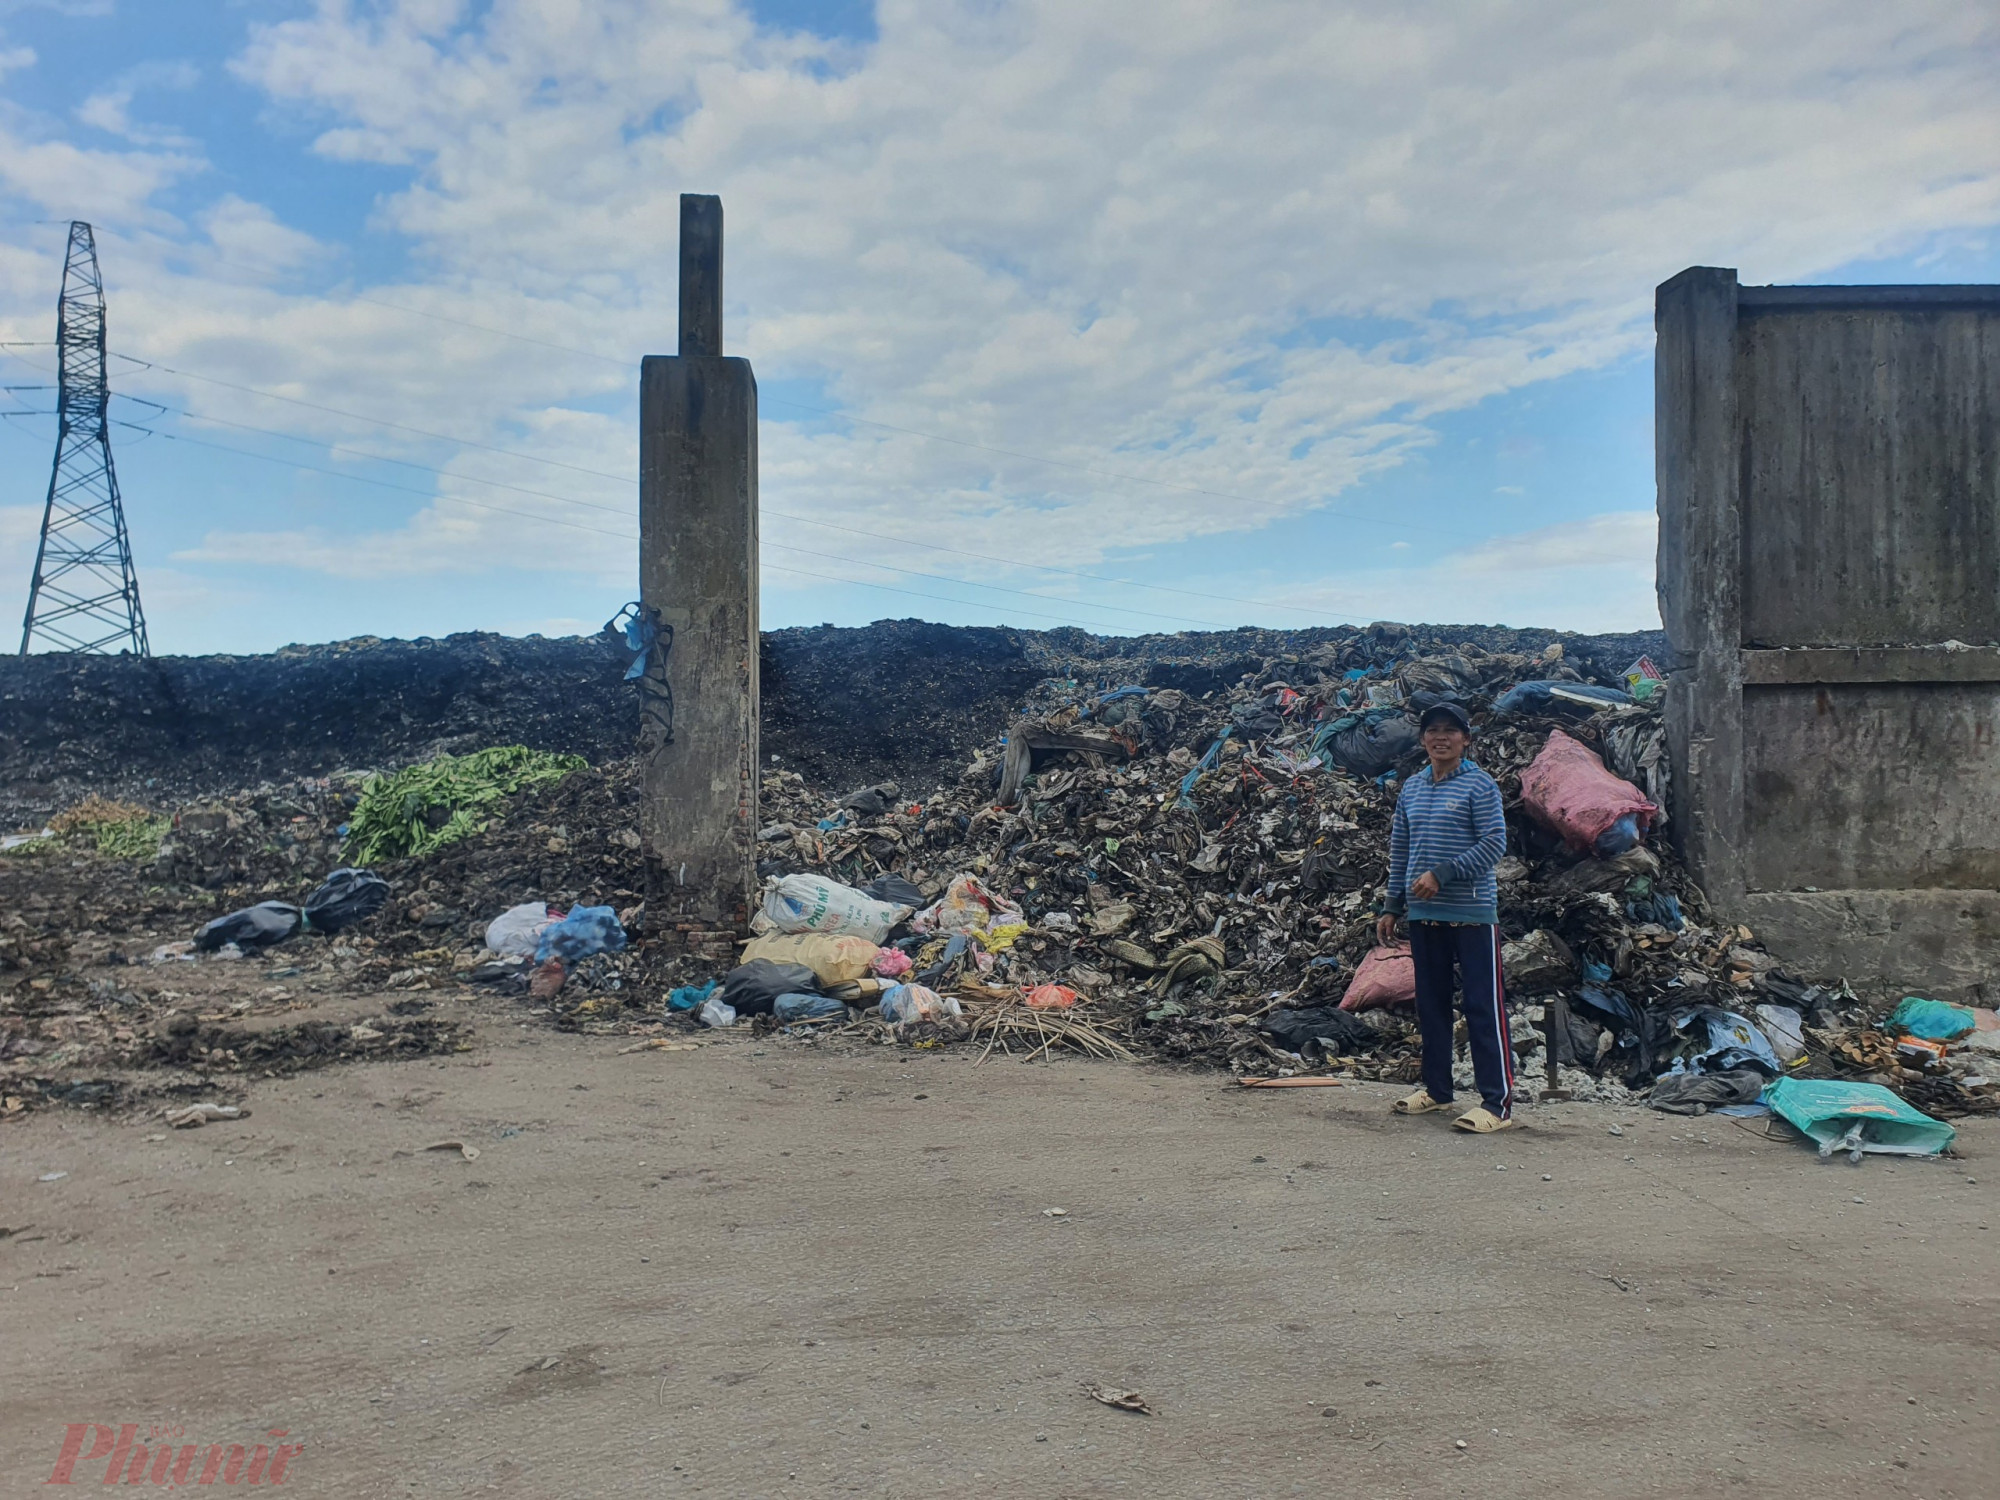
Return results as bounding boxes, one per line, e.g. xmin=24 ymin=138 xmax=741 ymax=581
xmin=1 ymin=1 xmax=1996 ymax=654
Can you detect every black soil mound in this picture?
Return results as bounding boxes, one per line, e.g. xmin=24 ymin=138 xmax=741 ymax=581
xmin=0 ymin=618 xmax=1667 ymax=822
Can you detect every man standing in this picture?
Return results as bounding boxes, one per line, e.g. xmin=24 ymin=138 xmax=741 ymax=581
xmin=1375 ymin=701 xmax=1515 ymax=1132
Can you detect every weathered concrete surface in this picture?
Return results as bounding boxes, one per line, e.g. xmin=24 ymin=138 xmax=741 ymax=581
xmin=1658 ymin=268 xmax=2000 ymax=1001
xmin=4 ymin=1027 xmax=1995 ymax=1498
xmin=639 ymin=193 xmax=758 ymax=939
xmin=1655 ymin=267 xmax=1747 ymax=902
xmin=1738 ymin=300 xmax=2000 ymax=649
xmin=638 ymin=352 xmax=759 ymax=932
xmin=1743 ymin=683 xmax=2000 ymax=892
xmin=1739 ymin=888 xmax=2000 ymax=1004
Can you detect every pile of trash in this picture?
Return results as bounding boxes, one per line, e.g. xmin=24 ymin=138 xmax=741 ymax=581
xmin=5 ymin=621 xmax=1993 ymax=1147
xmin=645 ymin=633 xmax=1990 ymax=1134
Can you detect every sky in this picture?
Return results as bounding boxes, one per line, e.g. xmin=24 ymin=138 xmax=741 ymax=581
xmin=0 ymin=1 xmax=1996 ymax=655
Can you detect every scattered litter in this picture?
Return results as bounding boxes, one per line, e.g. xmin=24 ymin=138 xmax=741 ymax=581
xmin=193 ymin=901 xmax=302 ymax=954
xmin=535 ymin=904 xmax=626 ymax=964
xmin=1239 ymin=1076 xmax=1344 ymax=1088
xmin=301 ymin=867 xmax=390 ymax=934
xmin=762 ymin=873 xmax=910 ymax=943
xmin=1083 ymin=1383 xmax=1153 ymax=1415
xmin=1888 ymin=996 xmax=1977 ymax=1042
xmin=1042 ymin=1206 xmax=1068 ymax=1217
xmin=487 ymin=902 xmax=560 ymax=958
xmin=424 ymin=1140 xmax=482 ymax=1161
xmin=37 ymin=1171 xmax=67 ymax=1183
xmin=668 ymin=979 xmax=720 ymax=1012
xmin=1765 ymin=1078 xmax=1956 ymax=1160
xmin=164 ymin=1103 xmax=249 ymax=1129
xmin=723 ymin=960 xmax=821 ymax=1017
xmin=880 ymin=984 xmax=962 ymax=1025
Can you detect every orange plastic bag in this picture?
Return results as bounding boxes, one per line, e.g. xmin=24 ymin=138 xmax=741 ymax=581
xmin=1338 ymin=943 xmax=1417 ymax=1012
xmin=1023 ymin=983 xmax=1077 ymax=1010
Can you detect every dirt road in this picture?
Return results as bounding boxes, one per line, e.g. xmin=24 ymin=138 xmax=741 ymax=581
xmin=4 ymin=1014 xmax=1994 ymax=1498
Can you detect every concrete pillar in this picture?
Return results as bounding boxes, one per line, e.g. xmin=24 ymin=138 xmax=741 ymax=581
xmin=1655 ymin=266 xmax=1746 ymax=907
xmin=639 ymin=194 xmax=759 ymax=950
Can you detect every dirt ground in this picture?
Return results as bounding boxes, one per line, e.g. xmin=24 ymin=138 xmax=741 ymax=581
xmin=3 ymin=998 xmax=1995 ymax=1499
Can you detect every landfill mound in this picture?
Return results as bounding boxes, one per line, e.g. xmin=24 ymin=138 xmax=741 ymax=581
xmin=6 ymin=622 xmax=1995 ymax=1128
xmin=0 ymin=618 xmax=1665 ymax=826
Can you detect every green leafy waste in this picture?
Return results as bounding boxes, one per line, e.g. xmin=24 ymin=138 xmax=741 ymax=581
xmin=38 ymin=796 xmax=169 ymax=860
xmin=346 ymin=746 xmax=588 ymax=863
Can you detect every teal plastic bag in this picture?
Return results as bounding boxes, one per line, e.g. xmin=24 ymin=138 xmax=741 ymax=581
xmin=1887 ymin=996 xmax=1976 ymax=1041
xmin=1765 ymin=1077 xmax=1956 ymax=1159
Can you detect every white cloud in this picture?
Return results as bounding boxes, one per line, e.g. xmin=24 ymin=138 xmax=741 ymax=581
xmin=6 ymin=1 xmax=2000 ymax=640
xmin=76 ymin=61 xmax=201 ymax=148
xmin=1449 ymin=511 xmax=1657 ymax=576
xmin=1260 ymin=511 xmax=1661 ymax=634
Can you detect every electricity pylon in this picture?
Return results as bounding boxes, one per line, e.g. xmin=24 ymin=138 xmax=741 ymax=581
xmin=19 ymin=220 xmax=149 ymax=655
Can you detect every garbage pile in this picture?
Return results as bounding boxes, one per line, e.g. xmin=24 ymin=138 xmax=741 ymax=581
xmin=5 ymin=623 xmax=1994 ymax=1143
xmin=663 ymin=634 xmax=1992 ymax=1131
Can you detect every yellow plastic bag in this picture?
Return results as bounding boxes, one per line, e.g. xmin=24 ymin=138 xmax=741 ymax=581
xmin=740 ymin=932 xmax=880 ymax=986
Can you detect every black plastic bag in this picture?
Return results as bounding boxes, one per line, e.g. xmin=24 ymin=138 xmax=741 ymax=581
xmin=1324 ymin=716 xmax=1420 ymax=778
xmin=1260 ymin=1005 xmax=1376 ymax=1060
xmin=861 ymin=874 xmax=926 ymax=909
xmin=303 ymin=868 xmax=390 ymax=935
xmin=194 ymin=902 xmax=302 ymax=953
xmin=1649 ymin=1068 xmax=1766 ymax=1115
xmin=721 ymin=960 xmax=820 ymax=1018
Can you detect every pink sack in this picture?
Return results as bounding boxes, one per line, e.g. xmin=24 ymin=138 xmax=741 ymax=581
xmin=870 ymin=947 xmax=913 ymax=978
xmin=1338 ymin=943 xmax=1417 ymax=1012
xmin=1518 ymin=728 xmax=1657 ymax=856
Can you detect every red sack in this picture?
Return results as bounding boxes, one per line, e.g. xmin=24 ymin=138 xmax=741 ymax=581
xmin=1519 ymin=728 xmax=1657 ymax=855
xmin=1338 ymin=943 xmax=1417 ymax=1012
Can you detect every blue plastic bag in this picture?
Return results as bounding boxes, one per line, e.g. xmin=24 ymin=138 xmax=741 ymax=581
xmin=1494 ymin=680 xmax=1631 ymax=715
xmin=774 ymin=991 xmax=847 ymax=1022
xmin=668 ymin=979 xmax=719 ymax=1012
xmin=1887 ymin=996 xmax=1976 ymax=1041
xmin=1671 ymin=1005 xmax=1782 ymax=1076
xmin=535 ymin=905 xmax=627 ymax=964
xmin=1594 ymin=813 xmax=1643 ymax=857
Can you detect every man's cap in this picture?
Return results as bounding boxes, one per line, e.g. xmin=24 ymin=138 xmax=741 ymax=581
xmin=1417 ymin=701 xmax=1473 ymax=734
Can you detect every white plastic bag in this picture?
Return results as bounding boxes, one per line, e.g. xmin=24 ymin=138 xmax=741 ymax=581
xmin=761 ymin=874 xmax=909 ymax=943
xmin=486 ymin=902 xmax=557 ymax=957
xmin=879 ymin=983 xmax=962 ymax=1025
xmin=698 ymin=996 xmax=739 ymax=1028
xmin=1753 ymin=1004 xmax=1805 ymax=1065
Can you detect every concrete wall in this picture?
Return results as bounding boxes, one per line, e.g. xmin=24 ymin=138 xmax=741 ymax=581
xmin=1657 ymin=269 xmax=2000 ymax=1003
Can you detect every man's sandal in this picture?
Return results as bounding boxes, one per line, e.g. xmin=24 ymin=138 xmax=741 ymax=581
xmin=1392 ymin=1089 xmax=1452 ymax=1115
xmin=1452 ymin=1106 xmax=1517 ymax=1133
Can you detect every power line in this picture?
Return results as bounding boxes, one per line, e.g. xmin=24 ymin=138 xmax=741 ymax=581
xmin=8 ymin=345 xmax=1376 ymax=630
xmin=104 ymin=303 xmax=1454 ymax=539
xmin=0 ymin=395 xmax=1290 ymax=637
xmin=107 ymin=419 xmax=640 ymax=544
xmin=19 ymin=222 xmax=149 ymax=657
xmin=87 ymin=350 xmax=1380 ymax=622
xmin=107 ymin=420 xmax=1246 ymax=631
